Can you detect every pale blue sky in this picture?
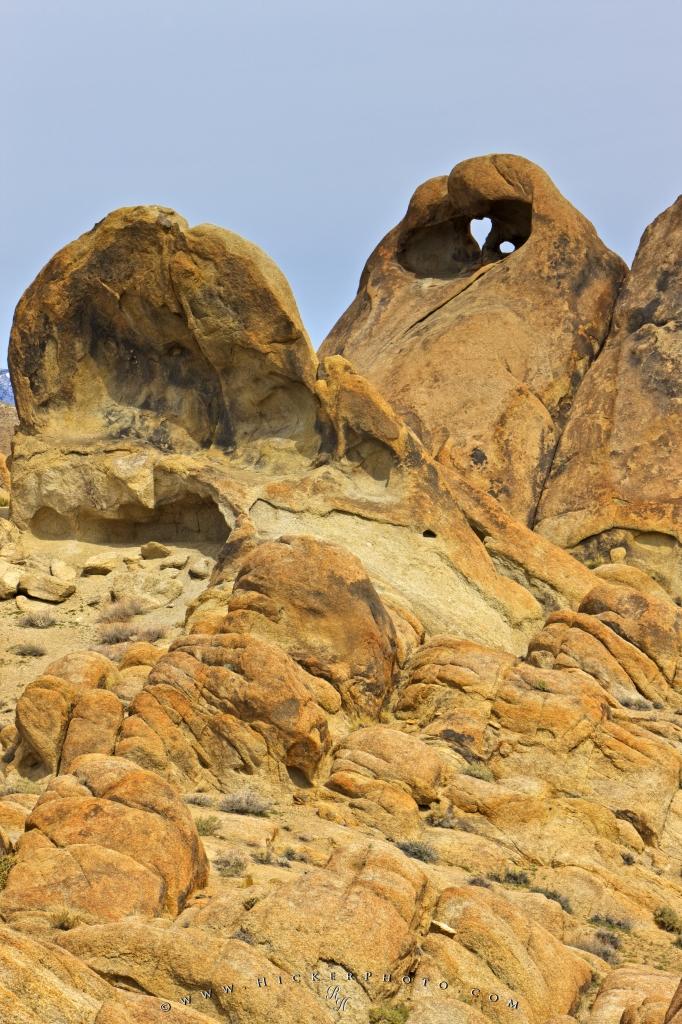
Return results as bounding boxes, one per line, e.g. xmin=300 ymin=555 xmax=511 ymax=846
xmin=1 ymin=0 xmax=680 ymax=366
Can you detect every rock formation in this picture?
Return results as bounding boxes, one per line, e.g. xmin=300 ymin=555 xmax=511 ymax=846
xmin=536 ymin=197 xmax=682 ymax=597
xmin=1 ymin=158 xmax=682 ymax=1023
xmin=320 ymin=154 xmax=626 ymax=524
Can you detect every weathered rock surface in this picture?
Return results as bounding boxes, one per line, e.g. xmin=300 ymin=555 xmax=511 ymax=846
xmin=6 ymin=200 xmax=610 ymax=659
xmin=320 ymin=154 xmax=626 ymax=524
xmin=0 ymin=402 xmax=17 ymax=458
xmin=4 ymin=176 xmax=682 ymax=1022
xmin=537 ymin=196 xmax=682 ymax=597
xmin=0 ymin=921 xmax=209 ymax=1023
xmin=0 ymin=754 xmax=208 ymax=924
xmin=13 ymin=651 xmax=123 ymax=774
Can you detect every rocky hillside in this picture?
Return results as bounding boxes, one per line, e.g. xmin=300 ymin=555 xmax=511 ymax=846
xmin=0 ymin=154 xmax=681 ymax=1024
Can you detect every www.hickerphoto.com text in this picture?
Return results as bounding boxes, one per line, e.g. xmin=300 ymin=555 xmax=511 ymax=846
xmin=157 ymin=970 xmax=521 ymax=1013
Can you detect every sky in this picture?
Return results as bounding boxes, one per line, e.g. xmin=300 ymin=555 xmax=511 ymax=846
xmin=1 ymin=0 xmax=680 ymax=367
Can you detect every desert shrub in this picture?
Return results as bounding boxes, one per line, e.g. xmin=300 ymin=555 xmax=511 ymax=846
xmin=575 ymin=938 xmax=619 ymax=964
xmin=19 ymin=610 xmax=56 ymax=629
xmin=195 ymin=815 xmax=221 ymax=837
xmin=489 ymin=869 xmax=531 ymax=887
xmin=232 ymin=927 xmax=256 ymax=944
xmin=369 ymin=1003 xmax=409 ymax=1024
xmin=213 ymin=851 xmax=247 ymax=877
xmin=396 ymin=840 xmax=438 ymax=864
xmin=98 ymin=597 xmax=147 ymax=622
xmin=219 ymin=789 xmax=272 ymax=817
xmin=242 ymin=895 xmax=258 ymax=911
xmin=251 ymin=848 xmax=275 ymax=865
xmin=675 ymin=936 xmax=682 ymax=949
xmin=622 ymin=852 xmax=635 ymax=865
xmin=136 ymin=626 xmax=165 ymax=643
xmin=462 ymin=760 xmax=494 ymax=782
xmin=48 ymin=906 xmax=90 ymax=930
xmin=98 ymin=623 xmax=137 ymax=645
xmin=469 ymin=877 xmax=491 ymax=888
xmin=654 ymin=905 xmax=682 ymax=933
xmin=588 ymin=914 xmax=632 ymax=931
xmin=595 ymin=929 xmax=621 ymax=949
xmin=183 ymin=793 xmax=214 ymax=807
xmin=530 ymin=887 xmax=572 ymax=913
xmin=282 ymin=846 xmax=309 ymax=863
xmin=0 ymin=854 xmax=16 ymax=890
xmin=11 ymin=643 xmax=46 ymax=657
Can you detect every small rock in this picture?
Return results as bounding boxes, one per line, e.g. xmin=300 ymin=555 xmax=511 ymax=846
xmin=0 ymin=560 xmax=22 ymax=600
xmin=15 ymin=595 xmax=57 ymax=616
xmin=140 ymin=541 xmax=172 ymax=560
xmin=188 ymin=556 xmax=213 ymax=580
xmin=17 ymin=571 xmax=75 ymax=604
xmin=610 ymin=546 xmax=627 ymax=563
xmin=50 ymin=558 xmax=77 ymax=583
xmin=161 ymin=552 xmax=190 ymax=570
xmin=82 ymin=552 xmax=119 ymax=576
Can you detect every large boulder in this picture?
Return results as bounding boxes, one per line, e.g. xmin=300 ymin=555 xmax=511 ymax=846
xmin=320 ymin=154 xmax=625 ymax=524
xmin=0 ymin=754 xmax=208 ymax=924
xmin=13 ymin=652 xmax=123 ymax=775
xmin=537 ymin=196 xmax=682 ymax=598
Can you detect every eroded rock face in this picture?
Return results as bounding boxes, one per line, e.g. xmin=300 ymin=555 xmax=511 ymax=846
xmin=6 ymin=201 xmax=617 ymax=661
xmin=4 ymin=180 xmax=682 ymax=1022
xmin=320 ymin=154 xmax=626 ymax=524
xmin=537 ymin=196 xmax=682 ymax=597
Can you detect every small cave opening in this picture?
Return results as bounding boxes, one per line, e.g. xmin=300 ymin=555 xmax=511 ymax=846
xmin=30 ymin=492 xmax=229 ymax=554
xmin=422 ymin=529 xmax=437 ymax=538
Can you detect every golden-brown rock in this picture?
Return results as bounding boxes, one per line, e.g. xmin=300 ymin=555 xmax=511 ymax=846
xmin=0 ymin=755 xmax=208 ymax=923
xmin=537 ymin=197 xmax=682 ymax=596
xmin=320 ymin=154 xmax=626 ymax=524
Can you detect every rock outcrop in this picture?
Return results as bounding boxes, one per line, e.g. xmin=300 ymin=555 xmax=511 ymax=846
xmin=536 ymin=196 xmax=682 ymax=597
xmin=320 ymin=154 xmax=626 ymax=524
xmin=2 ymin=164 xmax=682 ymax=1023
xmin=0 ymin=754 xmax=208 ymax=925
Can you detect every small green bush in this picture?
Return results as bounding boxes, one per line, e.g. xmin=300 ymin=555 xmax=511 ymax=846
xmin=195 ymin=815 xmax=221 ymax=837
xmin=396 ymin=840 xmax=438 ymax=864
xmin=654 ymin=905 xmax=682 ymax=934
